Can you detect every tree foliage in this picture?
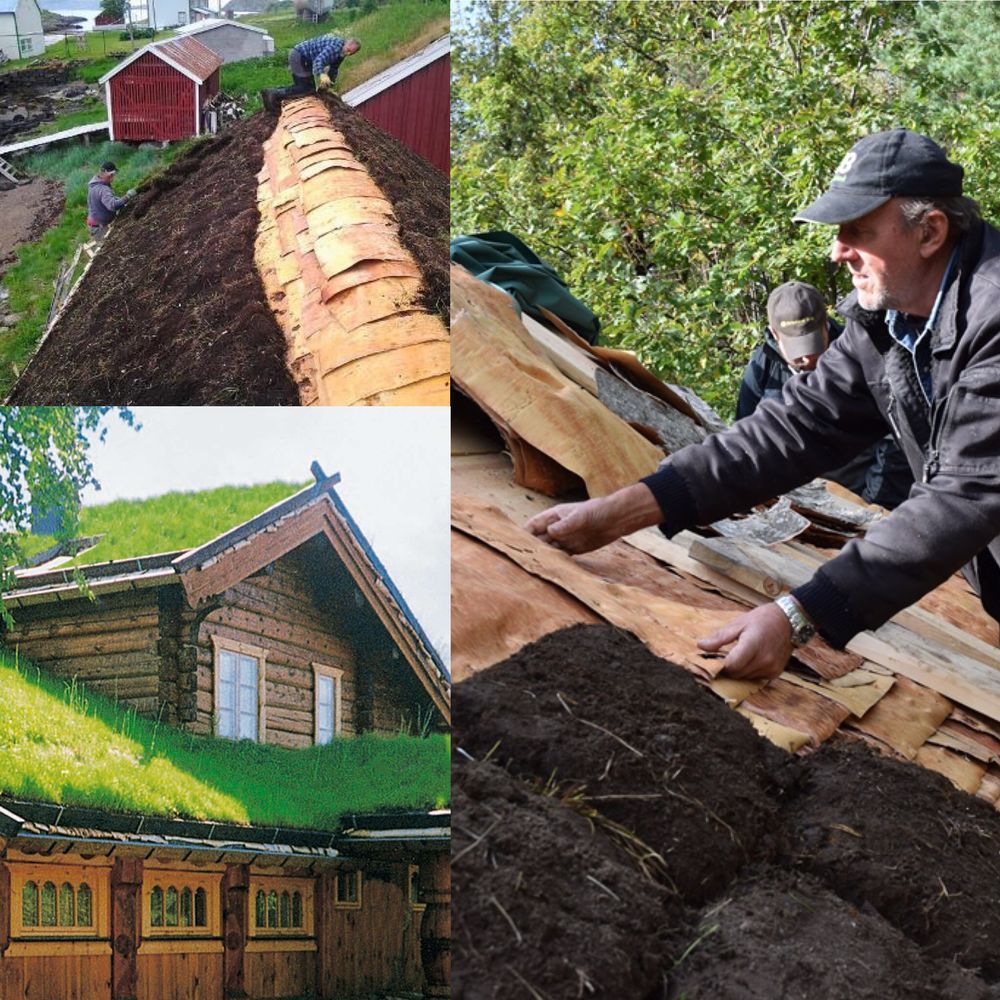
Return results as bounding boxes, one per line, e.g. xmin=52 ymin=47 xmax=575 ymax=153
xmin=0 ymin=408 xmax=135 ymax=622
xmin=99 ymin=0 xmax=126 ymax=22
xmin=452 ymin=0 xmax=1000 ymax=417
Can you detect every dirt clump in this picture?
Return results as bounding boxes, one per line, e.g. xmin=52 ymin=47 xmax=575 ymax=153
xmin=454 ymin=624 xmax=1000 ymax=997
xmin=783 ymin=740 xmax=1000 ymax=979
xmin=453 ymin=757 xmax=684 ymax=1000
xmin=667 ymin=868 xmax=995 ymax=1000
xmin=320 ymin=95 xmax=448 ymax=321
xmin=456 ymin=624 xmax=784 ymax=904
xmin=7 ymin=114 xmax=299 ymax=405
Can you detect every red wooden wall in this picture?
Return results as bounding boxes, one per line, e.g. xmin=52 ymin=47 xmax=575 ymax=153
xmin=110 ymin=54 xmax=197 ymax=142
xmin=354 ymin=55 xmax=450 ymax=174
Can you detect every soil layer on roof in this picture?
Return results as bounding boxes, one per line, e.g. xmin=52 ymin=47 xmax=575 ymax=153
xmin=453 ymin=624 xmax=1000 ymax=999
xmin=8 ymin=114 xmax=300 ymax=405
xmin=320 ymin=94 xmax=448 ymax=321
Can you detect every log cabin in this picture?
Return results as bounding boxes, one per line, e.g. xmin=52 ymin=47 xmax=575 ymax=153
xmin=0 ymin=465 xmax=451 ymax=999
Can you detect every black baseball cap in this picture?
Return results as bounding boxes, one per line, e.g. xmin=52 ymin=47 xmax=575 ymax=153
xmin=101 ymin=161 xmax=117 ymax=173
xmin=794 ymin=129 xmax=964 ymax=225
xmin=767 ymin=281 xmax=828 ymax=358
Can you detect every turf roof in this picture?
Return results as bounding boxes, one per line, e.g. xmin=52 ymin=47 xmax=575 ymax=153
xmin=20 ymin=480 xmax=307 ymax=566
xmin=0 ymin=648 xmax=449 ymax=830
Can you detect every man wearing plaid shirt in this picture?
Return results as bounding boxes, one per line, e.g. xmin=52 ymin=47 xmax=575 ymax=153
xmin=263 ymin=34 xmax=361 ymax=112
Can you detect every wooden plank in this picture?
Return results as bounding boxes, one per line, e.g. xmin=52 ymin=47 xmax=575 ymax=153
xmin=849 ymin=676 xmax=952 ymax=759
xmin=452 ymin=495 xmax=739 ymax=679
xmin=520 ymin=313 xmax=600 ymax=393
xmin=452 ymin=264 xmax=663 ymax=498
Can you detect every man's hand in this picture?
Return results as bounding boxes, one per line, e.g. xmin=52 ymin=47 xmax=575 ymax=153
xmin=697 ymin=603 xmax=794 ymax=680
xmin=317 ymin=72 xmax=332 ymax=90
xmin=526 ymin=482 xmax=663 ymax=554
xmin=125 ymin=188 xmax=137 ymax=200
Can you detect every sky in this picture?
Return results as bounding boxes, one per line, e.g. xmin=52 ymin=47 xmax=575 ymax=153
xmin=80 ymin=407 xmax=451 ymax=663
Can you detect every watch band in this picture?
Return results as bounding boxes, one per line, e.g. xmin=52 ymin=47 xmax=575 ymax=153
xmin=775 ymin=594 xmax=816 ymax=647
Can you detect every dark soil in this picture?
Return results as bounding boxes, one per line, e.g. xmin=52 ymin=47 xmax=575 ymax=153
xmin=320 ymin=95 xmax=449 ymax=321
xmin=8 ymin=114 xmax=299 ymax=405
xmin=454 ymin=624 xmax=1000 ymax=999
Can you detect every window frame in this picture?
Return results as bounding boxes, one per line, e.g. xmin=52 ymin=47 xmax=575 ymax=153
xmin=142 ymin=869 xmax=221 ymax=939
xmin=312 ymin=662 xmax=343 ymax=745
xmin=10 ymin=862 xmax=110 ymax=941
xmin=248 ymin=875 xmax=315 ymax=938
xmin=211 ymin=634 xmax=268 ymax=742
xmin=332 ymin=869 xmax=362 ymax=910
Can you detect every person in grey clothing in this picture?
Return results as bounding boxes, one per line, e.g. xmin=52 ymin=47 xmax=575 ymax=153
xmin=86 ymin=161 xmax=135 ymax=241
xmin=528 ymin=129 xmax=1000 ymax=680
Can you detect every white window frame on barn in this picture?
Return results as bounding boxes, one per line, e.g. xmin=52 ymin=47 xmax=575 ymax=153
xmin=312 ymin=662 xmax=343 ymax=744
xmin=248 ymin=875 xmax=316 ymax=950
xmin=8 ymin=861 xmax=111 ymax=956
xmin=333 ymin=869 xmax=362 ymax=910
xmin=212 ymin=635 xmax=268 ymax=742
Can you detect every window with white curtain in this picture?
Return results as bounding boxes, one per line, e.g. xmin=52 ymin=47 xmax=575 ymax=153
xmin=213 ymin=637 xmax=267 ymax=741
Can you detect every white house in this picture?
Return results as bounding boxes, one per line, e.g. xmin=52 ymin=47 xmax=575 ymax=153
xmin=175 ymin=17 xmax=273 ymax=61
xmin=125 ymin=0 xmax=192 ymax=28
xmin=0 ymin=0 xmax=43 ymax=62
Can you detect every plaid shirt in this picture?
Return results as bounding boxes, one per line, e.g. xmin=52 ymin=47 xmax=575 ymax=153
xmin=293 ymin=35 xmax=346 ymax=77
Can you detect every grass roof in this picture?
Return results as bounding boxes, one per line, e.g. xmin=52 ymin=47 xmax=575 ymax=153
xmin=20 ymin=481 xmax=307 ymax=566
xmin=0 ymin=649 xmax=449 ymax=830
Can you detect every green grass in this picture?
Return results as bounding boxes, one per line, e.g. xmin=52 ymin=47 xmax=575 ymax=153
xmin=29 ymin=99 xmax=108 ymax=137
xmin=21 ymin=480 xmax=306 ymax=565
xmin=224 ymin=0 xmax=448 ymax=109
xmin=0 ymin=139 xmax=187 ymax=396
xmin=0 ymin=647 xmax=449 ymax=826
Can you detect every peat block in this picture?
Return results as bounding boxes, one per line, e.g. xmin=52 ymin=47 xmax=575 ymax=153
xmin=453 ymin=758 xmax=683 ymax=1000
xmin=456 ymin=624 xmax=783 ymax=903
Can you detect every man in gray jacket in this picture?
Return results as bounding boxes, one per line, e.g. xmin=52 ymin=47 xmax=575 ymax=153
xmin=528 ymin=129 xmax=1000 ymax=678
xmin=86 ymin=161 xmax=135 ymax=241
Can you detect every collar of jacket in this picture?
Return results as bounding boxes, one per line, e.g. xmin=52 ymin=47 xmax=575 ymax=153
xmin=836 ymin=219 xmax=986 ymax=352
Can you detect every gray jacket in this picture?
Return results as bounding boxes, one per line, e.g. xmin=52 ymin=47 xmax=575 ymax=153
xmin=87 ymin=176 xmax=128 ymax=226
xmin=643 ymin=218 xmax=1000 ymax=648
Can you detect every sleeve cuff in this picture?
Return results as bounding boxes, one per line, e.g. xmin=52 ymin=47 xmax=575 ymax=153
xmin=639 ymin=465 xmax=699 ymax=538
xmin=791 ymin=571 xmax=863 ymax=649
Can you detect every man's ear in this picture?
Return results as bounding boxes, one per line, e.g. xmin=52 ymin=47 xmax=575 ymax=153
xmin=918 ymin=209 xmax=950 ymax=259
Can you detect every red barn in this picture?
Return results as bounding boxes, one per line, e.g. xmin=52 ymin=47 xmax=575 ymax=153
xmin=343 ymin=34 xmax=449 ymax=174
xmin=100 ymin=36 xmax=223 ymax=142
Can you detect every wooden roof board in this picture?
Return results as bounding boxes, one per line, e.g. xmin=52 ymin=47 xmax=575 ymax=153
xmin=255 ymin=97 xmax=448 ymax=406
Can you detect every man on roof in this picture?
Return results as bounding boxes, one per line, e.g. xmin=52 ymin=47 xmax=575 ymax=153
xmin=262 ymin=35 xmax=361 ymax=113
xmin=738 ymin=279 xmax=913 ymax=509
xmin=527 ymin=129 xmax=1000 ymax=679
xmin=86 ymin=161 xmax=136 ymax=242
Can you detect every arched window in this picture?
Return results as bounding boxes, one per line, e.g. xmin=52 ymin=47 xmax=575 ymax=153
xmin=165 ymin=886 xmax=178 ymax=927
xmin=78 ymin=884 xmax=93 ymax=927
xmin=280 ymin=891 xmax=290 ymax=929
xmin=180 ymin=887 xmax=192 ymax=928
xmin=248 ymin=878 xmax=313 ymax=938
xmin=59 ymin=882 xmax=75 ymax=926
xmin=22 ymin=881 xmax=38 ymax=927
xmin=195 ymin=888 xmax=207 ymax=928
xmin=150 ymin=886 xmax=164 ymax=927
xmin=267 ymin=890 xmax=278 ymax=929
xmin=41 ymin=882 xmax=57 ymax=927
xmin=255 ymin=889 xmax=266 ymax=928
xmin=291 ymin=891 xmax=302 ymax=928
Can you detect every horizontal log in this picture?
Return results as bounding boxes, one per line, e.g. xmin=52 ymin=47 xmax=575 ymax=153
xmin=12 ymin=629 xmax=158 ymax=659
xmin=266 ymin=728 xmax=311 ymax=750
xmin=7 ymin=610 xmax=160 ymax=640
xmin=25 ymin=651 xmax=160 ymax=676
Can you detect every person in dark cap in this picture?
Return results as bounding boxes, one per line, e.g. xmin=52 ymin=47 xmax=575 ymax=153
xmin=86 ymin=161 xmax=136 ymax=241
xmin=737 ymin=280 xmax=913 ymax=509
xmin=527 ymin=128 xmax=1000 ymax=678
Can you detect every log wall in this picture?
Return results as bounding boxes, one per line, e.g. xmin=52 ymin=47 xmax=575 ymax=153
xmin=4 ymin=590 xmax=163 ymax=717
xmin=191 ymin=551 xmax=361 ymax=747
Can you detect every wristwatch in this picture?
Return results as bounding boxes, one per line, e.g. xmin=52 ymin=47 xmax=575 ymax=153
xmin=775 ymin=595 xmax=816 ymax=647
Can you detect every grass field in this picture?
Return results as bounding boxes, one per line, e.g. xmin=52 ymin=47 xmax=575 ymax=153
xmin=21 ymin=480 xmax=306 ymax=563
xmin=0 ymin=646 xmax=450 ymax=826
xmin=0 ymin=138 xmax=188 ymax=396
